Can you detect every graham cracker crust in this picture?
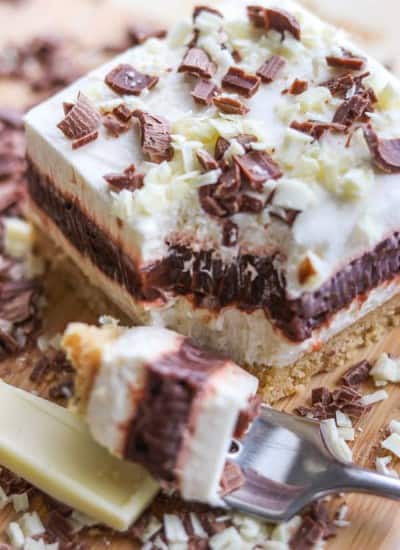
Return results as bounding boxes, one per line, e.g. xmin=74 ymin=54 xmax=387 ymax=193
xmin=29 ymin=206 xmax=400 ymax=404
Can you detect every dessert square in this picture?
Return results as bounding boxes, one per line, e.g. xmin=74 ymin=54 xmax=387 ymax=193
xmin=25 ymin=0 xmax=400 ymax=400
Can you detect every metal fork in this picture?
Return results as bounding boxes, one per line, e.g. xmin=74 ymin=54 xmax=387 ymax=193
xmin=224 ymin=406 xmax=400 ymax=521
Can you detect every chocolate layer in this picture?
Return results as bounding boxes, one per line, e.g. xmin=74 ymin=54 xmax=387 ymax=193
xmin=123 ymin=339 xmax=226 ymax=482
xmin=27 ymin=160 xmax=400 ymax=343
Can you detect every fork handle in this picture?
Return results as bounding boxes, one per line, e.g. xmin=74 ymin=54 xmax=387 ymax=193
xmin=334 ymin=465 xmax=400 ymax=501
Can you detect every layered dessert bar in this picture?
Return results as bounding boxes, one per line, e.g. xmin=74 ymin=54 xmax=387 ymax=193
xmin=62 ymin=322 xmax=259 ymax=504
xmin=25 ymin=0 xmax=400 ymax=399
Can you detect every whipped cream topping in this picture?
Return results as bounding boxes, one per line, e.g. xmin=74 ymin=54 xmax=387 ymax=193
xmin=25 ymin=0 xmax=400 ymax=301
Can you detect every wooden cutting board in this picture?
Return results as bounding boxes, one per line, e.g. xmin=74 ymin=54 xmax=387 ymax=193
xmin=1 ymin=1 xmax=400 ymax=548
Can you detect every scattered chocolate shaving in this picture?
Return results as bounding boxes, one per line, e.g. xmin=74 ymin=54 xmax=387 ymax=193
xmin=247 ymin=6 xmax=301 ymax=40
xmin=57 ymin=92 xmax=101 ymax=142
xmin=326 ymin=51 xmax=365 ymax=71
xmin=222 ymin=66 xmax=261 ymax=98
xmin=257 ymin=55 xmax=286 ymax=83
xmin=219 ymin=461 xmax=245 ymax=496
xmin=62 ymin=102 xmax=74 ymax=115
xmin=363 ymin=124 xmax=400 ymax=173
xmin=222 ymin=219 xmax=239 ymax=247
xmin=105 ymin=63 xmax=159 ymax=95
xmin=127 ymin=25 xmax=167 ymax=45
xmin=213 ymin=95 xmax=249 ymax=115
xmin=198 ymin=184 xmax=229 ymax=217
xmin=234 ymin=151 xmax=282 ymax=189
xmin=72 ymin=130 xmax=98 ymax=150
xmin=240 ymin=194 xmax=264 ymax=213
xmin=333 ymin=94 xmax=371 ymax=126
xmin=193 ymin=5 xmax=223 ymax=19
xmin=290 ymin=500 xmax=338 ymax=549
xmin=342 ymin=360 xmax=372 ymax=387
xmin=215 ymin=165 xmax=241 ymax=199
xmin=290 ymin=120 xmax=346 ymax=140
xmin=191 ymin=78 xmax=219 ymax=105
xmin=288 ymin=78 xmax=308 ymax=95
xmin=197 ymin=149 xmax=218 ymax=171
xmin=179 ymin=47 xmax=216 ymax=79
xmin=298 ymin=256 xmax=317 ymax=285
xmin=102 ymin=113 xmax=130 ymax=137
xmin=312 ymin=387 xmax=332 ymax=406
xmin=321 ymin=71 xmax=369 ymax=98
xmin=215 ymin=137 xmax=230 ymax=161
xmin=104 ymin=164 xmax=144 ymax=192
xmin=113 ymin=103 xmax=133 ymax=122
xmin=133 ymin=110 xmax=173 ymax=164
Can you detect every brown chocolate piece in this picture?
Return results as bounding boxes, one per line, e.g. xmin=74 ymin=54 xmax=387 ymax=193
xmin=257 ymin=55 xmax=286 ymax=83
xmin=288 ymin=78 xmax=308 ymax=95
xmin=104 ymin=164 xmax=144 ymax=192
xmin=298 ymin=256 xmax=317 ymax=285
xmin=222 ymin=66 xmax=261 ymax=98
xmin=133 ymin=110 xmax=173 ymax=164
xmin=222 ymin=220 xmax=239 ymax=247
xmin=193 ymin=5 xmax=223 ymax=20
xmin=312 ymin=387 xmax=332 ymax=406
xmin=290 ymin=516 xmax=325 ymax=549
xmin=102 ymin=114 xmax=130 ymax=137
xmin=127 ymin=25 xmax=167 ymax=46
xmin=215 ymin=165 xmax=241 ymax=199
xmin=333 ymin=94 xmax=371 ymax=126
xmin=57 ymin=92 xmax=101 ymax=141
xmin=113 ymin=103 xmax=133 ymax=122
xmin=234 ymin=151 xmax=282 ymax=189
xmin=291 ymin=120 xmax=346 ymax=140
xmin=219 ymin=461 xmax=245 ymax=497
xmin=105 ymin=64 xmax=159 ymax=95
xmin=179 ymin=48 xmax=216 ymax=79
xmin=191 ymin=78 xmax=219 ymax=105
xmin=342 ymin=360 xmax=372 ymax=387
xmin=197 ymin=149 xmax=218 ymax=171
xmin=363 ymin=124 xmax=400 ymax=173
xmin=321 ymin=71 xmax=369 ymax=98
xmin=326 ymin=51 xmax=365 ymax=71
xmin=240 ymin=194 xmax=264 ymax=213
xmin=72 ymin=130 xmax=98 ymax=150
xmin=213 ymin=95 xmax=249 ymax=115
xmin=248 ymin=6 xmax=301 ymax=40
xmin=215 ymin=137 xmax=230 ymax=161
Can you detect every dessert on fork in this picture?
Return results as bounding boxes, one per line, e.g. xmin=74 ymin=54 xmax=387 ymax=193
xmin=24 ymin=0 xmax=400 ymax=400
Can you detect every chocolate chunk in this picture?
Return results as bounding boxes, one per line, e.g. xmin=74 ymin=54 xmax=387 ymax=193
xmin=213 ymin=95 xmax=249 ymax=115
xmin=234 ymin=151 xmax=282 ymax=189
xmin=133 ymin=110 xmax=173 ymax=164
xmin=290 ymin=516 xmax=325 ymax=550
xmin=193 ymin=5 xmax=223 ymax=19
xmin=240 ymin=194 xmax=264 ymax=213
xmin=179 ymin=47 xmax=216 ymax=79
xmin=291 ymin=120 xmax=346 ymax=140
xmin=102 ymin=114 xmax=130 ymax=137
xmin=288 ymin=78 xmax=308 ymax=95
xmin=72 ymin=130 xmax=98 ymax=150
xmin=222 ymin=220 xmax=239 ymax=247
xmin=191 ymin=78 xmax=219 ymax=105
xmin=342 ymin=360 xmax=372 ymax=387
xmin=312 ymin=387 xmax=332 ymax=406
xmin=127 ymin=25 xmax=167 ymax=45
xmin=197 ymin=149 xmax=218 ymax=171
xmin=248 ymin=6 xmax=301 ymax=40
xmin=222 ymin=66 xmax=261 ymax=98
xmin=62 ymin=102 xmax=74 ymax=115
xmin=57 ymin=92 xmax=101 ymax=141
xmin=326 ymin=51 xmax=365 ymax=71
xmin=363 ymin=124 xmax=400 ymax=173
xmin=256 ymin=55 xmax=286 ymax=83
xmin=215 ymin=165 xmax=241 ymax=198
xmin=104 ymin=164 xmax=144 ymax=192
xmin=113 ymin=103 xmax=133 ymax=122
xmin=105 ymin=63 xmax=159 ymax=95
xmin=215 ymin=137 xmax=230 ymax=161
xmin=219 ymin=461 xmax=245 ymax=497
xmin=199 ymin=185 xmax=228 ymax=217
xmin=333 ymin=94 xmax=371 ymax=126
xmin=321 ymin=71 xmax=369 ymax=98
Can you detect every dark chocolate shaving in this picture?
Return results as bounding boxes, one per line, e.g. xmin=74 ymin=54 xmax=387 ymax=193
xmin=57 ymin=92 xmax=101 ymax=141
xmin=222 ymin=219 xmax=239 ymax=247
xmin=213 ymin=95 xmax=249 ymax=115
xmin=127 ymin=25 xmax=167 ymax=46
xmin=179 ymin=48 xmax=216 ymax=79
xmin=197 ymin=149 xmax=219 ymax=171
xmin=133 ymin=110 xmax=173 ymax=164
xmin=104 ymin=164 xmax=144 ymax=192
xmin=326 ymin=51 xmax=365 ymax=71
xmin=363 ymin=124 xmax=400 ymax=173
xmin=333 ymin=94 xmax=371 ymax=126
xmin=257 ymin=55 xmax=286 ymax=83
xmin=288 ymin=78 xmax=308 ymax=95
xmin=222 ymin=66 xmax=261 ymax=98
xmin=191 ymin=78 xmax=219 ymax=105
xmin=247 ymin=6 xmax=301 ymax=40
xmin=290 ymin=120 xmax=346 ymax=140
xmin=290 ymin=501 xmax=338 ymax=549
xmin=113 ymin=103 xmax=133 ymax=122
xmin=105 ymin=63 xmax=159 ymax=95
xmin=215 ymin=165 xmax=241 ymax=199
xmin=240 ymin=194 xmax=264 ymax=213
xmin=321 ymin=71 xmax=369 ymax=98
xmin=298 ymin=256 xmax=317 ymax=285
xmin=102 ymin=114 xmax=130 ymax=137
xmin=342 ymin=360 xmax=372 ymax=387
xmin=234 ymin=151 xmax=282 ymax=189
xmin=219 ymin=461 xmax=245 ymax=496
xmin=72 ymin=130 xmax=98 ymax=150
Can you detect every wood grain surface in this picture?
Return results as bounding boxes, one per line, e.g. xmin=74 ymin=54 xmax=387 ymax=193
xmin=0 ymin=1 xmax=400 ymax=548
